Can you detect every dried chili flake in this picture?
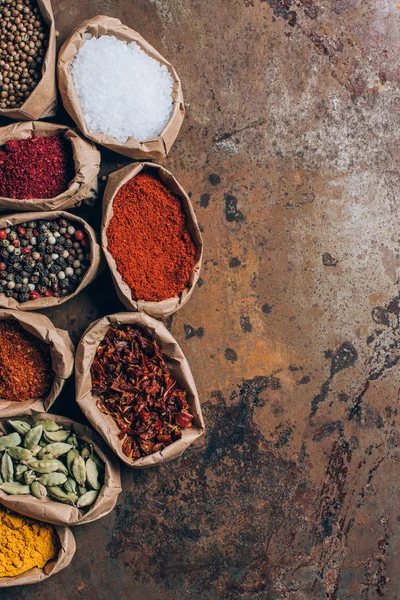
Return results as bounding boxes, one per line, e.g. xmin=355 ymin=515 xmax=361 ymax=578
xmin=90 ymin=325 xmax=194 ymax=459
xmin=0 ymin=136 xmax=74 ymax=199
xmin=0 ymin=321 xmax=53 ymax=402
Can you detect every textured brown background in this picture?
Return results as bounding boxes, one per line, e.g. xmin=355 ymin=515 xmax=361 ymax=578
xmin=2 ymin=0 xmax=400 ymax=598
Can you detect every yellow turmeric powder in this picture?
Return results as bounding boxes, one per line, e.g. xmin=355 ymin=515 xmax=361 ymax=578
xmin=0 ymin=507 xmax=58 ymax=578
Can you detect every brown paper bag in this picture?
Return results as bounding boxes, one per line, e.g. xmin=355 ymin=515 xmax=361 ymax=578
xmin=0 ymin=210 xmax=102 ymax=311
xmin=0 ymin=413 xmax=122 ymax=526
xmin=102 ymin=162 xmax=203 ymax=319
xmin=75 ymin=312 xmax=205 ymax=468
xmin=0 ymin=0 xmax=57 ymax=121
xmin=57 ymin=15 xmax=185 ymax=159
xmin=0 ymin=522 xmax=75 ymax=588
xmin=0 ymin=309 xmax=74 ymax=417
xmin=0 ymin=122 xmax=100 ymax=212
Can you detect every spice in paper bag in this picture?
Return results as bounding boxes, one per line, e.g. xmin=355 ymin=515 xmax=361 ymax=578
xmin=0 ymin=211 xmax=101 ymax=311
xmin=0 ymin=0 xmax=57 ymax=121
xmin=75 ymin=312 xmax=205 ymax=468
xmin=58 ymin=15 xmax=184 ymax=159
xmin=102 ymin=162 xmax=203 ymax=319
xmin=0 ymin=507 xmax=75 ymax=588
xmin=0 ymin=309 xmax=74 ymax=418
xmin=0 ymin=121 xmax=100 ymax=212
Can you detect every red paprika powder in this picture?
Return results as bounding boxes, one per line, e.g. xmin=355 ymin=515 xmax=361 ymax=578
xmin=107 ymin=173 xmax=197 ymax=302
xmin=0 ymin=135 xmax=74 ymax=200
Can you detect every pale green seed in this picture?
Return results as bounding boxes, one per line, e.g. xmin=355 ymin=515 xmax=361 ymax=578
xmin=36 ymin=420 xmax=62 ymax=432
xmin=38 ymin=443 xmax=72 ymax=460
xmin=44 ymin=430 xmax=70 ymax=443
xmin=15 ymin=464 xmax=28 ymax=481
xmin=26 ymin=459 xmax=63 ymax=474
xmin=67 ymin=448 xmax=79 ymax=476
xmin=24 ymin=425 xmax=43 ymax=450
xmin=78 ymin=485 xmax=87 ymax=496
xmin=47 ymin=486 xmax=75 ymax=505
xmin=72 ymin=456 xmax=86 ymax=486
xmin=7 ymin=446 xmax=32 ymax=461
xmin=24 ymin=470 xmax=36 ymax=485
xmin=80 ymin=445 xmax=91 ymax=459
xmin=91 ymin=452 xmax=105 ymax=472
xmin=38 ymin=472 xmax=67 ymax=486
xmin=31 ymin=481 xmax=47 ymax=499
xmin=0 ymin=433 xmax=21 ymax=451
xmin=67 ymin=434 xmax=78 ymax=448
xmin=77 ymin=490 xmax=99 ymax=508
xmin=1 ymin=453 xmax=13 ymax=482
xmin=86 ymin=457 xmax=100 ymax=490
xmin=8 ymin=420 xmax=31 ymax=435
xmin=64 ymin=477 xmax=77 ymax=494
xmin=0 ymin=482 xmax=30 ymax=495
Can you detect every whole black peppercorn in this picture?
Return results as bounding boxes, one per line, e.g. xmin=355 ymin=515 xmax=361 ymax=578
xmin=0 ymin=284 xmax=4 ymax=293
xmin=36 ymin=284 xmax=46 ymax=293
xmin=30 ymin=274 xmax=39 ymax=284
xmin=19 ymin=292 xmax=30 ymax=302
xmin=58 ymin=257 xmax=67 ymax=269
xmin=37 ymin=233 xmax=47 ymax=243
xmin=5 ymin=289 xmax=13 ymax=297
xmin=50 ymin=264 xmax=61 ymax=274
xmin=44 ymin=255 xmax=52 ymax=265
xmin=45 ymin=245 xmax=54 ymax=254
xmin=57 ymin=236 xmax=66 ymax=245
xmin=54 ymin=244 xmax=64 ymax=254
xmin=65 ymin=239 xmax=73 ymax=248
xmin=24 ymin=263 xmax=33 ymax=273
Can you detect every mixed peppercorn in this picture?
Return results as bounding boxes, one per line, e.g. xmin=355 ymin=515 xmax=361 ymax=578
xmin=0 ymin=217 xmax=91 ymax=303
xmin=91 ymin=325 xmax=194 ymax=459
xmin=0 ymin=136 xmax=74 ymax=199
xmin=0 ymin=320 xmax=52 ymax=401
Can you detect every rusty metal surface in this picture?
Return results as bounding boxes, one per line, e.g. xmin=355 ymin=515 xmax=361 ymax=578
xmin=1 ymin=0 xmax=400 ymax=598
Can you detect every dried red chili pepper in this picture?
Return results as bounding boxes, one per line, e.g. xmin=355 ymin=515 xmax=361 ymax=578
xmin=90 ymin=325 xmax=194 ymax=458
xmin=0 ymin=321 xmax=53 ymax=401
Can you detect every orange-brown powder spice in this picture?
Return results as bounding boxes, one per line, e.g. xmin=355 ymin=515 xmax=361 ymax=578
xmin=0 ymin=321 xmax=53 ymax=402
xmin=106 ymin=173 xmax=196 ymax=302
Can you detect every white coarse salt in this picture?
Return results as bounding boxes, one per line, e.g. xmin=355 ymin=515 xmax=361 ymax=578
xmin=71 ymin=35 xmax=174 ymax=143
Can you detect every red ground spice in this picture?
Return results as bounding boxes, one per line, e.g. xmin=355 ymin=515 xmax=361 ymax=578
xmin=0 ymin=321 xmax=53 ymax=402
xmin=0 ymin=135 xmax=74 ymax=199
xmin=106 ymin=173 xmax=197 ymax=302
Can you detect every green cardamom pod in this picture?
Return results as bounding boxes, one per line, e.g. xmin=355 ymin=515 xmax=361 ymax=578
xmin=31 ymin=445 xmax=42 ymax=456
xmin=31 ymin=481 xmax=47 ymax=499
xmin=77 ymin=490 xmax=99 ymax=508
xmin=26 ymin=459 xmax=63 ymax=474
xmin=7 ymin=420 xmax=31 ymax=435
xmin=1 ymin=453 xmax=13 ymax=482
xmin=86 ymin=457 xmax=101 ymax=490
xmin=0 ymin=473 xmax=3 ymax=485
xmin=44 ymin=430 xmax=71 ymax=443
xmin=38 ymin=443 xmax=72 ymax=460
xmin=15 ymin=464 xmax=28 ymax=482
xmin=0 ymin=482 xmax=30 ymax=495
xmin=78 ymin=485 xmax=88 ymax=496
xmin=67 ymin=448 xmax=79 ymax=476
xmin=24 ymin=425 xmax=43 ymax=450
xmin=80 ymin=445 xmax=91 ymax=459
xmin=47 ymin=485 xmax=75 ymax=505
xmin=64 ymin=477 xmax=77 ymax=494
xmin=8 ymin=446 xmax=33 ymax=461
xmin=67 ymin=434 xmax=79 ymax=448
xmin=91 ymin=452 xmax=105 ymax=471
xmin=0 ymin=433 xmax=21 ymax=451
xmin=35 ymin=420 xmax=62 ymax=432
xmin=72 ymin=456 xmax=86 ymax=486
xmin=38 ymin=472 xmax=67 ymax=486
xmin=23 ymin=470 xmax=36 ymax=485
